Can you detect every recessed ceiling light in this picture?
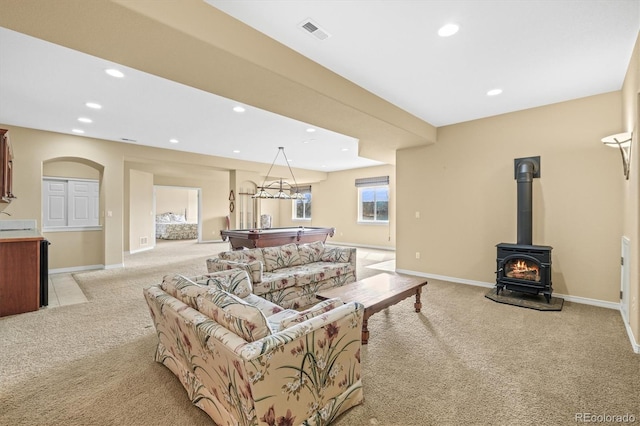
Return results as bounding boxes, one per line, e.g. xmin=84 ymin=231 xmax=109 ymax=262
xmin=233 ymin=150 xmax=240 ymax=153
xmin=86 ymin=102 xmax=102 ymax=109
xmin=487 ymin=89 xmax=503 ymax=96
xmin=72 ymin=129 xmax=85 ymax=134
xmin=438 ymin=23 xmax=459 ymax=37
xmin=341 ymin=148 xmax=349 ymax=152
xmin=169 ymin=138 xmax=179 ymax=144
xmin=233 ymin=106 xmax=245 ymax=113
xmin=306 ymin=128 xmax=316 ymax=133
xmin=105 ymin=68 xmax=124 ymax=78
xmin=78 ymin=117 xmax=92 ymax=123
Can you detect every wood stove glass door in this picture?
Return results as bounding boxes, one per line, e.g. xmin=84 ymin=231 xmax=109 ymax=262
xmin=502 ymin=254 xmax=541 ymax=283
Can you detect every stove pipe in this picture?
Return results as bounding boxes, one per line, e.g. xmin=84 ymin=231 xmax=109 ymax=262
xmin=514 ymin=157 xmax=540 ymax=246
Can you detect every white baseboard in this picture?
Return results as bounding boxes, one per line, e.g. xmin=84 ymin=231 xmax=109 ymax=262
xmin=554 ymin=293 xmax=619 ymax=310
xmin=49 ymin=264 xmax=104 ymax=274
xmin=331 ymin=241 xmax=396 ymax=251
xmin=105 ymin=263 xmax=124 ymax=270
xmin=128 ymin=246 xmax=154 ymax=255
xmin=396 ymin=269 xmax=494 ymax=289
xmin=396 ymin=268 xmax=620 ymax=309
xmin=621 ymin=312 xmax=640 ymax=354
xmin=198 ymin=239 xmax=227 ymax=244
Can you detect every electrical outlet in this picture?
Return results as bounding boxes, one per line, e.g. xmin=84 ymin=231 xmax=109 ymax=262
xmin=415 ymin=252 xmax=420 ymax=259
xmin=415 ymin=211 xmax=420 ymax=219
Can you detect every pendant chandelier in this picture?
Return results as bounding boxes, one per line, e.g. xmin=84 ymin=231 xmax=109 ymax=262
xmin=252 ymin=147 xmax=305 ymax=200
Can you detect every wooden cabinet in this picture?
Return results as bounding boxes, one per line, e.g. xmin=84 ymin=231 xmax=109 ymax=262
xmin=0 ymin=236 xmax=42 ymax=317
xmin=0 ymin=128 xmax=15 ymax=203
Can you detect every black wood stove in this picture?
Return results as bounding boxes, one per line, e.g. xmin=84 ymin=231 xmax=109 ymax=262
xmin=496 ymin=156 xmax=553 ymax=302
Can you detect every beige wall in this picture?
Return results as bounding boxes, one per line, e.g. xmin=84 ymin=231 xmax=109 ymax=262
xmin=1 ymin=126 xmax=123 ymax=269
xmin=43 ymin=160 xmax=100 ymax=180
xmin=288 ymin=164 xmax=396 ymax=249
xmin=621 ymin=32 xmax=640 ymax=349
xmin=128 ymin=169 xmax=154 ymax=254
xmin=41 ymin=159 xmax=104 ymax=269
xmin=397 ymin=92 xmax=623 ymax=303
xmin=155 ymin=186 xmax=198 ymax=222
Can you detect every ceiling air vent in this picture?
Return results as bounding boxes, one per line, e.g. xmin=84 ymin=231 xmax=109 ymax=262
xmin=299 ymin=19 xmax=330 ymax=41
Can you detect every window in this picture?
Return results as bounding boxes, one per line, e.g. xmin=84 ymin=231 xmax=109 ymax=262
xmin=292 ymin=186 xmax=311 ymax=220
xmin=43 ymin=177 xmax=100 ymax=230
xmin=356 ymin=176 xmax=389 ymax=223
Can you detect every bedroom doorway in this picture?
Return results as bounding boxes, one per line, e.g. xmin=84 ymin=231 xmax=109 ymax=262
xmin=154 ymin=185 xmax=201 ymax=243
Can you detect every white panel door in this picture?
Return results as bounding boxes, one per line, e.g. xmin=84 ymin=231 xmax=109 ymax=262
xmin=621 ymin=236 xmax=630 ymax=324
xmin=68 ymin=180 xmax=90 ymax=226
xmin=91 ymin=181 xmax=100 ymax=223
xmin=43 ymin=180 xmax=67 ymax=227
xmin=68 ymin=180 xmax=99 ymax=226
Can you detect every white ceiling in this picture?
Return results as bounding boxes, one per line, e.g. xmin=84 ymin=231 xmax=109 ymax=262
xmin=209 ymin=0 xmax=639 ymax=127
xmin=1 ymin=1 xmax=639 ymax=172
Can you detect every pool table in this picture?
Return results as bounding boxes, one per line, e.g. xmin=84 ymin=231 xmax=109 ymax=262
xmin=220 ymin=226 xmax=335 ymax=249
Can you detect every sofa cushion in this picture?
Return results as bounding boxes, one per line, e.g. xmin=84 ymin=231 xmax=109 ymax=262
xmin=160 ymin=274 xmax=210 ymax=308
xmin=219 ymin=247 xmax=265 ymax=265
xmin=291 ymin=262 xmax=353 ymax=287
xmin=196 ymin=288 xmax=271 ymax=342
xmin=279 ymin=298 xmax=345 ymax=330
xmin=243 ymin=293 xmax=285 ymax=317
xmin=320 ymin=245 xmax=351 ymax=263
xmin=297 ymin=241 xmax=325 ymax=264
xmin=252 ymin=271 xmax=298 ymax=296
xmin=262 ymin=243 xmax=302 ymax=272
xmin=192 ymin=269 xmax=252 ymax=298
xmin=264 ymin=308 xmax=299 ymax=333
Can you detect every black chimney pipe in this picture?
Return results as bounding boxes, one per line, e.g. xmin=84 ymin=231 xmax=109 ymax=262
xmin=514 ymin=157 xmax=540 ymax=245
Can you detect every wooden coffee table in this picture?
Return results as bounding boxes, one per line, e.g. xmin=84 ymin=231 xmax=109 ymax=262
xmin=316 ymin=272 xmax=428 ymax=344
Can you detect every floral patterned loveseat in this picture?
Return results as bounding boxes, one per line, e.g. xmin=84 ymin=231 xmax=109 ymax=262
xmin=143 ymin=269 xmax=364 ymax=425
xmin=206 ymin=241 xmax=356 ymax=310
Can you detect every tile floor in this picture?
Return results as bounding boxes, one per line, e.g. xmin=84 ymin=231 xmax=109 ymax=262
xmin=46 ymin=273 xmax=88 ymax=308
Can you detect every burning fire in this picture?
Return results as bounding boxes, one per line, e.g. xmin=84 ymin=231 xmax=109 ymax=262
xmin=506 ymin=260 xmax=540 ymax=281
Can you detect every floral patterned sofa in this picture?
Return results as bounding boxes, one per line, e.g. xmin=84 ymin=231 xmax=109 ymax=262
xmin=206 ymin=241 xmax=356 ymax=310
xmin=143 ymin=268 xmax=364 ymax=425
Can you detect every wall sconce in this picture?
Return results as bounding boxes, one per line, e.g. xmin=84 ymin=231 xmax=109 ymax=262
xmin=602 ymin=132 xmax=633 ymax=180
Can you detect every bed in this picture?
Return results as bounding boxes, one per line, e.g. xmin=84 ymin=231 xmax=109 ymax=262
xmin=155 ymin=212 xmax=198 ymax=240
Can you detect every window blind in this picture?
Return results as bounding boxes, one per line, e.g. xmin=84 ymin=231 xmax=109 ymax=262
xmin=355 ymin=176 xmax=389 ymax=187
xmin=290 ymin=185 xmax=312 ymax=195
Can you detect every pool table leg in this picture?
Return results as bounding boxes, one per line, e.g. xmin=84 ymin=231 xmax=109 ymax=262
xmin=414 ymin=287 xmax=422 ymax=313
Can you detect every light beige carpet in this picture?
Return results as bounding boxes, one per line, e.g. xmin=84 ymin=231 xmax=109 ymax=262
xmin=1 ymin=240 xmax=638 ymax=425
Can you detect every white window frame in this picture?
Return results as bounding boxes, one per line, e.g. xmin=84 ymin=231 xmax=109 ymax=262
xmin=357 ymin=184 xmax=389 ymax=224
xmin=292 ymin=187 xmax=312 ymax=221
xmin=43 ymin=177 xmax=102 ymax=232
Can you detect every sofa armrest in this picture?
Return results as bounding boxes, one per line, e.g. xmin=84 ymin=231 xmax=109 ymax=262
xmin=345 ymin=247 xmax=357 ymax=270
xmin=239 ymin=301 xmax=363 ymax=359
xmin=321 ymin=245 xmax=357 ymax=271
xmin=239 ymin=301 xmax=364 ymax=424
xmin=206 ymin=258 xmax=263 ymax=283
